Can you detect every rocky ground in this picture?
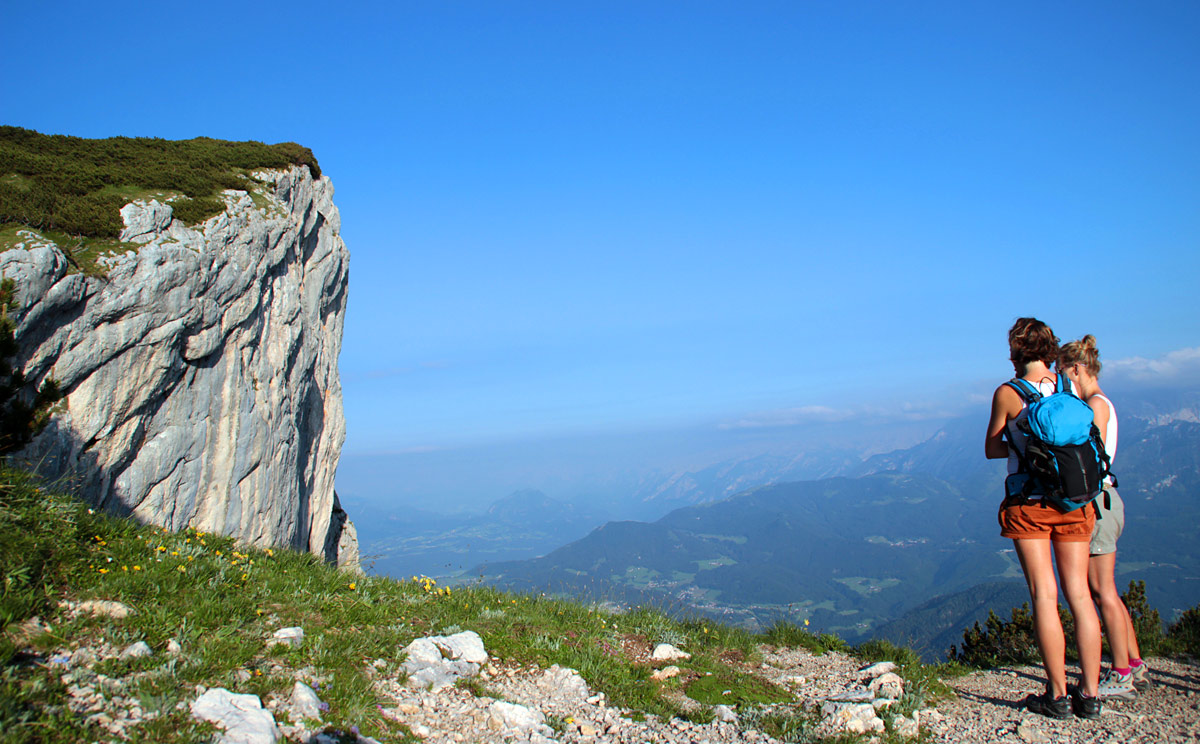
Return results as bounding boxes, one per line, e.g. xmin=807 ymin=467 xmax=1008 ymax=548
xmin=25 ymin=605 xmax=1200 ymax=743
xmin=373 ymin=634 xmax=1200 ymax=744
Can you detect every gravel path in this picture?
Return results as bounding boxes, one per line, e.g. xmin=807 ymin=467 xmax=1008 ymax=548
xmin=927 ymin=657 xmax=1200 ymax=744
xmin=373 ymin=648 xmax=1200 ymax=743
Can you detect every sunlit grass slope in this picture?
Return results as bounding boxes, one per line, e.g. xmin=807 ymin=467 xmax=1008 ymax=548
xmin=1 ymin=465 xmax=954 ymax=743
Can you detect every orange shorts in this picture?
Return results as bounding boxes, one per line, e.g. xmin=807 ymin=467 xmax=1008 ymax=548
xmin=999 ymin=499 xmax=1094 ymax=542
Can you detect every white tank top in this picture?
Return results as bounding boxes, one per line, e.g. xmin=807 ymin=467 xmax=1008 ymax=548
xmin=1006 ymin=378 xmax=1057 ymax=476
xmin=1092 ymin=393 xmax=1118 ymax=484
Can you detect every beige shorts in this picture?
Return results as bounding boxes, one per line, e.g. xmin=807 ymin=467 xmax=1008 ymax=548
xmin=1090 ymin=485 xmax=1125 ymax=556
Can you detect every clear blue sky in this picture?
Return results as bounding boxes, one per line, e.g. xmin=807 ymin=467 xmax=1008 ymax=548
xmin=5 ymin=1 xmax=1199 ymax=463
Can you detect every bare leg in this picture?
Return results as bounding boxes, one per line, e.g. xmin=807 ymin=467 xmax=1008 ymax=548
xmin=1014 ymin=539 xmax=1067 ymax=697
xmin=1089 ymin=552 xmax=1130 ymax=668
xmin=1058 ymin=540 xmax=1102 ymax=696
xmin=1126 ymin=610 xmax=1142 ymax=661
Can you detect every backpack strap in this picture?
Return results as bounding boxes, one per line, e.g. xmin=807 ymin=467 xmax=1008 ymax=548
xmin=1002 ymin=379 xmax=1040 ymax=479
xmin=1058 ymin=372 xmax=1073 ymax=395
xmin=1005 ymin=378 xmax=1042 ymax=403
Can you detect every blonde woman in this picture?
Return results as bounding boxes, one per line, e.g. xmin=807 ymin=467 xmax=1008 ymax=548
xmin=986 ymin=318 xmax=1102 ymax=719
xmin=1059 ymin=335 xmax=1146 ymax=699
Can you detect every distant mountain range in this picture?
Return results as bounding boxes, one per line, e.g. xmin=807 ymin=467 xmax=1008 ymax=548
xmin=472 ymin=405 xmax=1200 ymax=660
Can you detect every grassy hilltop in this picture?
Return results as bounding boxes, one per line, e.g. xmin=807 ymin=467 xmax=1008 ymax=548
xmin=1 ymin=465 xmax=960 ymax=743
xmin=0 ymin=126 xmax=319 ymax=238
xmin=0 ymin=127 xmax=321 ymax=275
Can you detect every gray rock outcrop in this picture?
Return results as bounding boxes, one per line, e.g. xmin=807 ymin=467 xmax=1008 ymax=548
xmin=0 ymin=166 xmax=358 ymax=568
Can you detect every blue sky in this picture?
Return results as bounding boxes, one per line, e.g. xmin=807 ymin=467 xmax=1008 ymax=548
xmin=4 ymin=2 xmax=1199 ymax=495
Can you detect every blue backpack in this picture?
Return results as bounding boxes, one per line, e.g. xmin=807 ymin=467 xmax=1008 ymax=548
xmin=1004 ymin=374 xmax=1116 ymax=514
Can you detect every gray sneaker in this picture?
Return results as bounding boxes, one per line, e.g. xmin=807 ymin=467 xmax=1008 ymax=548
xmin=1131 ymin=660 xmax=1151 ymax=689
xmin=1098 ymin=669 xmax=1137 ymax=700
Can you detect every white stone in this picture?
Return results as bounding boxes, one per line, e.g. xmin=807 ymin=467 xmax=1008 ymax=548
xmin=289 ymin=682 xmax=323 ymax=721
xmin=271 ymin=627 xmax=304 ymax=648
xmin=893 ymin=714 xmax=919 ymax=738
xmin=121 ymin=641 xmax=152 ymax=659
xmin=190 ymin=688 xmax=279 ymax=744
xmin=167 ymin=639 xmax=183 ymax=656
xmin=400 ymin=632 xmax=486 ymax=690
xmin=77 ymin=600 xmax=134 ymax=619
xmin=859 ymin=661 xmax=896 ymax=678
xmin=536 ymin=664 xmax=589 ymax=701
xmin=4 ymin=167 xmax=358 ymax=570
xmin=119 ymin=200 xmax=175 ymax=243
xmin=827 ymin=687 xmax=874 ymax=703
xmin=651 ymin=665 xmax=681 ymax=681
xmin=651 ymin=643 xmax=691 ymax=661
xmin=820 ymin=701 xmax=884 ymax=737
xmin=713 ymin=704 xmax=738 ymax=722
xmin=868 ymin=672 xmax=904 ymax=700
xmin=436 ymin=631 xmax=488 ymax=663
xmin=488 ymin=701 xmax=545 ymax=731
xmin=403 ymin=638 xmax=444 ymax=666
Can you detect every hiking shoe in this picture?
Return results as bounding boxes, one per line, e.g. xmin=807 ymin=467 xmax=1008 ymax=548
xmin=1071 ymin=687 xmax=1102 ymax=720
xmin=1024 ymin=690 xmax=1072 ymax=719
xmin=1098 ymin=669 xmax=1137 ymax=700
xmin=1130 ymin=659 xmax=1151 ymax=689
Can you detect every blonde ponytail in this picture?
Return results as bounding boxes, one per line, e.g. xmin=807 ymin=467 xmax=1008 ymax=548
xmin=1059 ymin=335 xmax=1102 ymax=375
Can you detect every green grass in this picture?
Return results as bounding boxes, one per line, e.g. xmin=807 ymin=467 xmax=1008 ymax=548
xmin=1 ymin=465 xmax=964 ymax=743
xmin=834 ymin=577 xmax=902 ymax=597
xmin=0 ymin=125 xmax=319 ymax=240
xmin=0 ymin=224 xmax=132 ymax=277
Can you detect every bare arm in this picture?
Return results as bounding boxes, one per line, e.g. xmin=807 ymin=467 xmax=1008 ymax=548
xmin=985 ymin=385 xmax=1021 ymax=459
xmin=1088 ymin=395 xmax=1110 ymax=445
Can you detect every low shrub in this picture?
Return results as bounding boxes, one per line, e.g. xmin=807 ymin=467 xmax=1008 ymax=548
xmin=0 ymin=126 xmax=320 ymax=238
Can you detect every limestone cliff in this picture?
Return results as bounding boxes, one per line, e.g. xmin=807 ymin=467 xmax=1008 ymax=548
xmin=0 ymin=166 xmax=358 ymax=569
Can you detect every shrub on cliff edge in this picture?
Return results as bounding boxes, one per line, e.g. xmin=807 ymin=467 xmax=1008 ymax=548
xmin=0 ymin=126 xmax=321 ymax=238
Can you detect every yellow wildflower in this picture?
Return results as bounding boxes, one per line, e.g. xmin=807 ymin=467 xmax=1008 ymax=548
xmin=99 ymin=568 xmax=108 ymax=574
xmin=133 ymin=565 xmax=142 ymax=571
xmin=177 ymin=565 xmax=186 ymax=573
xmin=349 ymin=582 xmax=357 ymax=591
xmin=241 ymin=573 xmax=249 ymax=581
xmin=156 ymin=546 xmax=166 ymax=552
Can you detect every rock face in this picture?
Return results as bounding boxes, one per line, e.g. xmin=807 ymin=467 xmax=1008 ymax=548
xmin=0 ymin=166 xmax=358 ymax=568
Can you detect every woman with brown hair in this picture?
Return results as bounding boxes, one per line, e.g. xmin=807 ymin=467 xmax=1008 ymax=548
xmin=1059 ymin=335 xmax=1145 ymax=700
xmin=985 ymin=318 xmax=1102 ymax=719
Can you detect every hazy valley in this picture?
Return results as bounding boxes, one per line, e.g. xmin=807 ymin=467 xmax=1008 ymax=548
xmin=350 ymin=386 xmax=1200 ymax=660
